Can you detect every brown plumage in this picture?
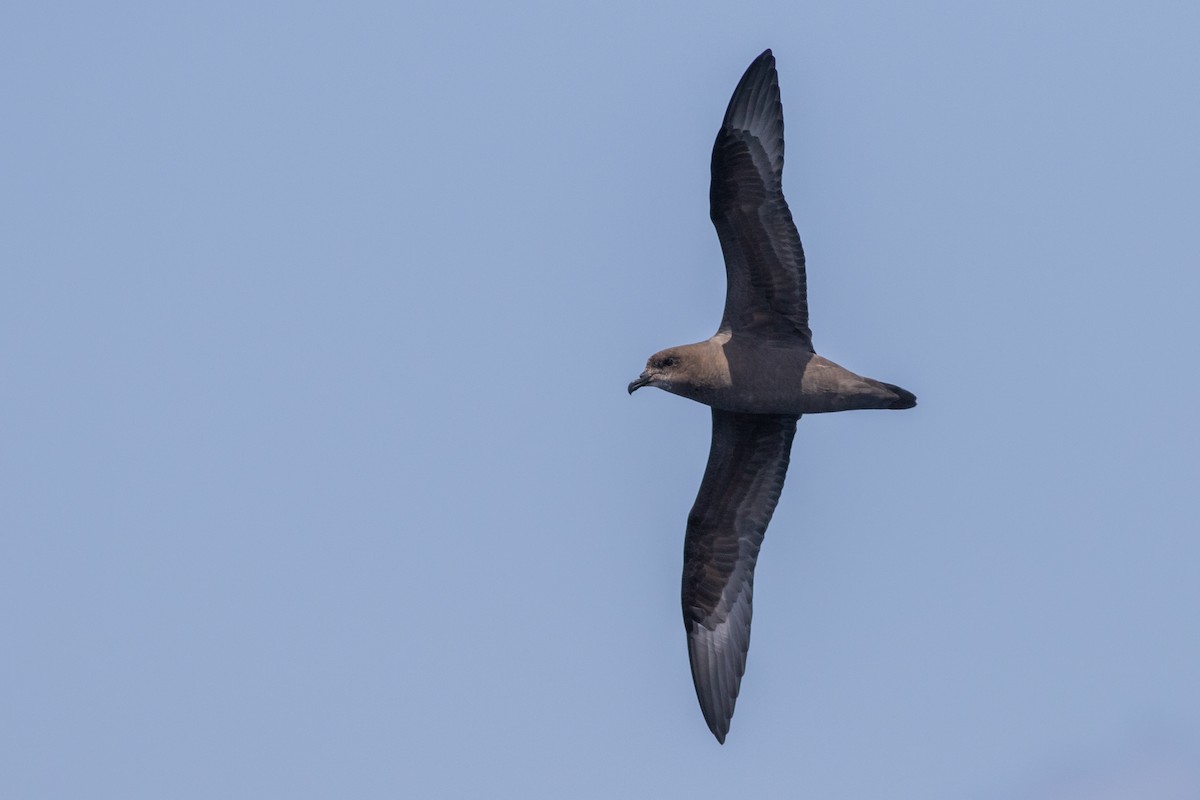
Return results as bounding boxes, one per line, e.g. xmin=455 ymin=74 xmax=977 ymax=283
xmin=628 ymin=49 xmax=916 ymax=743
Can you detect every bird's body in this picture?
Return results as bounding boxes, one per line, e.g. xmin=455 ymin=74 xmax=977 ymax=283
xmin=628 ymin=49 xmax=916 ymax=743
xmin=636 ymin=332 xmax=914 ymax=415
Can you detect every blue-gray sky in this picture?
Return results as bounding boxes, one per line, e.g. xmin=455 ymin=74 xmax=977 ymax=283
xmin=4 ymin=2 xmax=1199 ymax=798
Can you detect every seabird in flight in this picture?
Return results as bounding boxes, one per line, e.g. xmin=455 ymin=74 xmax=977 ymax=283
xmin=628 ymin=49 xmax=917 ymax=744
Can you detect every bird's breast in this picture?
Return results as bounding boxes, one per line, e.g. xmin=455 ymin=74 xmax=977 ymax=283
xmin=705 ymin=347 xmax=885 ymax=415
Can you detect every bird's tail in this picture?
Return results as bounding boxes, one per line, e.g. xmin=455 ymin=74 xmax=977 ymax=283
xmin=879 ymin=382 xmax=917 ymax=409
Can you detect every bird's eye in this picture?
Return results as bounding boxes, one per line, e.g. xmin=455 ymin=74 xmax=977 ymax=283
xmin=662 ymin=357 xmax=678 ymax=368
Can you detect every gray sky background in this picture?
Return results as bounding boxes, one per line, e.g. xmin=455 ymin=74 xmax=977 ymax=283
xmin=3 ymin=2 xmax=1199 ymax=798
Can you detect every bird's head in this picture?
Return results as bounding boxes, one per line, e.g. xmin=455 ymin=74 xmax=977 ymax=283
xmin=628 ymin=348 xmax=689 ymax=395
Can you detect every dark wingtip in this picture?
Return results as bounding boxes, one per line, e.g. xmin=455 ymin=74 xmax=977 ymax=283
xmin=699 ymin=695 xmax=732 ymax=744
xmin=743 ymin=48 xmax=776 ymax=80
xmin=717 ymin=49 xmax=784 ymax=171
xmin=705 ymin=714 xmax=729 ymax=744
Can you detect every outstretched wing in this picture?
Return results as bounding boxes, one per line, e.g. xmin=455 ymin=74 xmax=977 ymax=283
xmin=710 ymin=49 xmax=812 ymax=346
xmin=682 ymin=409 xmax=798 ymax=743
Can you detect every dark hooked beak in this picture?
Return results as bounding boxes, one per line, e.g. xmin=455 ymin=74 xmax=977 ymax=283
xmin=627 ymin=372 xmax=651 ymax=395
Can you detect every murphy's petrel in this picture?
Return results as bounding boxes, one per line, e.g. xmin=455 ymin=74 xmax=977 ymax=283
xmin=628 ymin=49 xmax=916 ymax=744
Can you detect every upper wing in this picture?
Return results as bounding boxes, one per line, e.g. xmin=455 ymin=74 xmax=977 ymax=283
xmin=682 ymin=408 xmax=798 ymax=743
xmin=710 ymin=49 xmax=812 ymax=346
